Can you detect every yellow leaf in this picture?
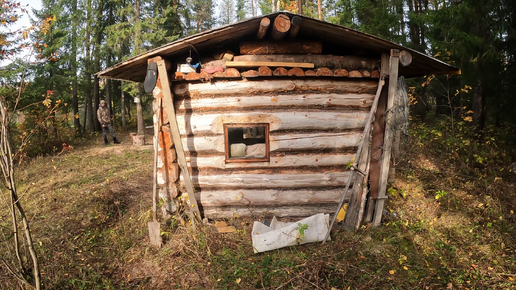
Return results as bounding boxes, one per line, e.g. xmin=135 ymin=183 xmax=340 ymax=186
xmin=403 ymin=266 xmax=408 ymax=270
xmin=235 ymin=278 xmax=241 ymax=284
xmin=509 ymin=277 xmax=514 ymax=281
xmin=389 ymin=270 xmax=395 ymax=275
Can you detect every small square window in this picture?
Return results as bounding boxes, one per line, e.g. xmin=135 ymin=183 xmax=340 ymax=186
xmin=225 ymin=124 xmax=269 ymax=163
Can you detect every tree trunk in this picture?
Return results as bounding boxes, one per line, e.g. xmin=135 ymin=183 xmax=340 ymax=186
xmin=121 ymin=81 xmax=126 ymax=129
xmin=84 ymin=0 xmax=94 ymax=132
xmin=71 ymin=0 xmax=81 ymax=132
xmin=472 ymin=79 xmax=484 ymax=130
xmin=136 ymin=84 xmax=145 ymax=135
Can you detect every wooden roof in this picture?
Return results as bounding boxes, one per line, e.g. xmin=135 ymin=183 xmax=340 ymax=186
xmin=97 ymin=12 xmax=460 ymax=82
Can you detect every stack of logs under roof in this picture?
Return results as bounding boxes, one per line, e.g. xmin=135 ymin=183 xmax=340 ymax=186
xmin=172 ymin=14 xmax=380 ymax=82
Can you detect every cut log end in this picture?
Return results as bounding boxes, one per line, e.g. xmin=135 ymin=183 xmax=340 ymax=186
xmin=371 ymin=70 xmax=380 ymax=78
xmin=213 ymin=71 xmax=225 ymax=78
xmin=225 ymin=68 xmax=241 ymax=78
xmin=361 ymin=70 xmax=371 ymax=78
xmin=271 ymin=14 xmax=291 ymax=40
xmin=273 ymin=67 xmax=288 ymax=76
xmin=288 ymin=67 xmax=305 ymax=77
xmin=258 ymin=66 xmax=272 ymax=76
xmin=174 ymin=71 xmax=185 ymax=81
xmin=305 ymin=70 xmax=316 ymax=76
xmin=257 ymin=17 xmax=271 ymax=39
xmin=400 ymin=50 xmax=413 ymax=67
xmin=243 ymin=70 xmax=259 ymax=78
xmin=334 ymin=69 xmax=349 ymax=77
xmin=199 ymin=71 xmax=211 ymax=81
xmin=289 ymin=16 xmax=302 ymax=38
xmin=316 ymin=67 xmax=333 ymax=77
xmin=185 ymin=72 xmax=200 ymax=81
xmin=348 ymin=70 xmax=363 ymax=78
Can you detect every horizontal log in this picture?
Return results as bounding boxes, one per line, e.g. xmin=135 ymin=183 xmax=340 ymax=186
xmin=181 ymin=131 xmax=362 ymax=154
xmin=271 ymin=14 xmax=290 ymax=40
xmin=175 ymin=111 xmax=369 ymax=135
xmin=186 ymin=153 xmax=355 ymax=169
xmin=181 ymin=171 xmax=351 ymax=189
xmin=197 ymin=188 xmax=350 ymax=206
xmin=257 ymin=17 xmax=270 ymax=39
xmin=176 ymin=93 xmax=375 ymax=110
xmin=202 ymin=204 xmax=339 ymax=218
xmin=289 ymin=16 xmax=302 ymax=38
xmin=233 ymin=54 xmax=379 ymax=70
xmin=172 ymin=79 xmax=378 ymax=97
xmin=240 ymin=41 xmax=323 ymax=55
xmin=227 ymin=61 xmax=314 ymax=69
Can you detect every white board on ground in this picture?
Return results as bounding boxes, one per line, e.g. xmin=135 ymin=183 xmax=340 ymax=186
xmin=252 ymin=213 xmax=330 ymax=253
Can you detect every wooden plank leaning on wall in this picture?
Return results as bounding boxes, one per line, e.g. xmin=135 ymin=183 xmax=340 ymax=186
xmin=150 ymin=56 xmax=202 ymax=225
xmin=371 ymin=50 xmax=400 ymax=226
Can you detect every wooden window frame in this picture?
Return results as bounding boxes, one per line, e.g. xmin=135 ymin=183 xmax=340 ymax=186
xmin=224 ymin=123 xmax=270 ymax=163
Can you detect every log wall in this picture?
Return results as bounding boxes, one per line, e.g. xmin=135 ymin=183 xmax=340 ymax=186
xmin=164 ymin=78 xmax=378 ymax=218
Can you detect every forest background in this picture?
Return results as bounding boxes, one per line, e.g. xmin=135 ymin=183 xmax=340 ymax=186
xmin=1 ymin=0 xmax=516 ymax=155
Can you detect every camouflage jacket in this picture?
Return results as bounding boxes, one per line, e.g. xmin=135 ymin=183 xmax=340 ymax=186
xmin=97 ymin=106 xmax=111 ymax=125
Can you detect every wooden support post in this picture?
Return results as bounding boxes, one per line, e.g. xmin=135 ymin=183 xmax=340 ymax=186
xmin=289 ymin=16 xmax=301 ymax=38
xmin=155 ymin=57 xmax=202 ymax=223
xmin=257 ymin=17 xmax=270 ymax=39
xmin=271 ymin=14 xmax=291 ymax=40
xmin=372 ymin=50 xmax=400 ymax=227
xmin=365 ymin=53 xmax=389 ymax=224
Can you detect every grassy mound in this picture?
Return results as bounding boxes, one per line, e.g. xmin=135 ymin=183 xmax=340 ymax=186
xmin=1 ymin=123 xmax=515 ymax=289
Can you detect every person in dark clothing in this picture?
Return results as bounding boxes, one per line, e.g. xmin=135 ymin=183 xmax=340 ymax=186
xmin=97 ymin=100 xmax=120 ymax=144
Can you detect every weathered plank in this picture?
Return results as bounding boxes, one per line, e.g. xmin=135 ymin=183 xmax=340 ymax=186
xmin=197 ymin=188 xmax=349 ymax=206
xmin=226 ymin=61 xmax=314 ymax=69
xmin=372 ymin=49 xmax=400 ymax=227
xmin=240 ymin=41 xmax=323 ymax=55
xmin=203 ymin=204 xmax=338 ymax=218
xmin=181 ymin=171 xmax=352 ymax=189
xmin=186 ymin=153 xmax=355 ymax=169
xmin=181 ymin=131 xmax=362 ymax=154
xmin=234 ymin=54 xmax=379 ymax=70
xmin=176 ymin=93 xmax=375 ymax=110
xmin=172 ymin=79 xmax=378 ymax=97
xmin=175 ymin=110 xmax=369 ymax=135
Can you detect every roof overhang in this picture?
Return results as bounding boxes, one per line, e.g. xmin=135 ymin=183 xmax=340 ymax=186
xmin=97 ymin=12 xmax=460 ymax=82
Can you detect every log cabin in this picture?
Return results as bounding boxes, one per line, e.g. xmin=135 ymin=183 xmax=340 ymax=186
xmin=97 ymin=12 xmax=460 ymax=229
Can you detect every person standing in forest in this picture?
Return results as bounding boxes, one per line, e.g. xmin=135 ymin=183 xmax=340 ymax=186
xmin=97 ymin=100 xmax=120 ymax=144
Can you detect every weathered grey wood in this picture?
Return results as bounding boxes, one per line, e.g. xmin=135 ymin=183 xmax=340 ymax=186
xmin=176 ymin=93 xmax=375 ymax=110
xmin=197 ymin=188 xmax=349 ymax=206
xmin=186 ymin=153 xmax=355 ymax=169
xmin=325 ymin=76 xmax=386 ymax=240
xmin=181 ymin=131 xmax=362 ymax=154
xmin=180 ymin=171 xmax=352 ymax=189
xmin=257 ymin=17 xmax=270 ymax=39
xmin=175 ymin=111 xmax=369 ymax=135
xmin=289 ymin=16 xmax=301 ymax=38
xmin=234 ymin=54 xmax=379 ymax=70
xmin=271 ymin=14 xmax=291 ymax=40
xmin=369 ymin=53 xmax=389 ymax=201
xmin=342 ymin=133 xmax=371 ymax=230
xmin=203 ymin=204 xmax=338 ymax=218
xmin=156 ymin=58 xmax=202 ymax=220
xmin=372 ymin=49 xmax=400 ymax=227
xmin=172 ymin=79 xmax=378 ymax=97
xmin=240 ymin=40 xmax=323 ymax=55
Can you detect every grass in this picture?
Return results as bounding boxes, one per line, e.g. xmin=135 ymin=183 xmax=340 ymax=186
xmin=1 ymin=122 xmax=515 ymax=289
